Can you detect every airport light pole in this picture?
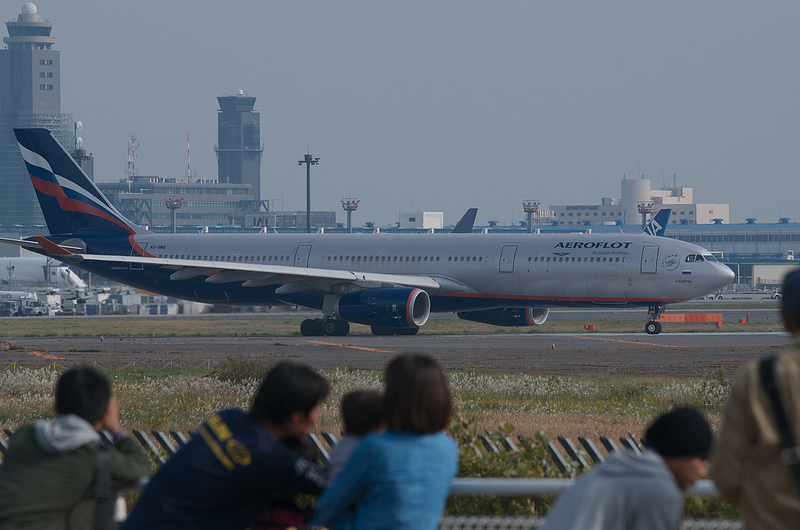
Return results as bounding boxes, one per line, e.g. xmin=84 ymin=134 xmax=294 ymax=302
xmin=298 ymin=154 xmax=320 ymax=233
xmin=638 ymin=202 xmax=654 ymax=231
xmin=522 ymin=201 xmax=540 ymax=234
xmin=342 ymin=198 xmax=360 ymax=233
xmin=164 ymin=197 xmax=184 ymax=234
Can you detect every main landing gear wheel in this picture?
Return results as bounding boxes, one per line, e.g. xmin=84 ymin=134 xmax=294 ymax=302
xmin=645 ymin=321 xmax=662 ymax=335
xmin=300 ymin=319 xmax=350 ymax=337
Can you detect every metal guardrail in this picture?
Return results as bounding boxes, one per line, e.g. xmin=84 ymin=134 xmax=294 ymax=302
xmin=1 ymin=426 xmax=740 ymax=529
xmin=449 ymin=477 xmax=720 ymax=497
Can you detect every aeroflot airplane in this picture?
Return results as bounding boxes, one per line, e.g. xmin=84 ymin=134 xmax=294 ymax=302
xmin=6 ymin=129 xmax=734 ymax=336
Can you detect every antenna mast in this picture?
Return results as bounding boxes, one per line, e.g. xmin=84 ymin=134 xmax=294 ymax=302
xmin=186 ymin=134 xmax=192 ymax=183
xmin=125 ymin=135 xmax=138 ymax=193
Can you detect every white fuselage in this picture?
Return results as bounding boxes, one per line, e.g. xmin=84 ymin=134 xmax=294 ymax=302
xmin=115 ymin=231 xmax=733 ymax=309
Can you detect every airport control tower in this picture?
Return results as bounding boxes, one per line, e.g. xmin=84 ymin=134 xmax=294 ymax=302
xmin=215 ymin=91 xmax=264 ymax=201
xmin=0 ymin=3 xmax=73 ymax=225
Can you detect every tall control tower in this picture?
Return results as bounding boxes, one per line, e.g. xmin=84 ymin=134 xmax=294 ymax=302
xmin=0 ymin=3 xmax=73 ymax=225
xmin=215 ymin=91 xmax=263 ymax=201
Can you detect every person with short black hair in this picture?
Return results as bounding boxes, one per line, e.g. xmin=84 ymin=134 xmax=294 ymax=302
xmin=0 ymin=366 xmax=150 ymax=530
xmin=711 ymin=268 xmax=800 ymax=528
xmin=539 ymin=406 xmax=713 ymax=530
xmin=326 ymin=389 xmax=383 ymax=484
xmin=311 ymin=354 xmax=458 ymax=530
xmin=121 ymin=362 xmax=330 ymax=530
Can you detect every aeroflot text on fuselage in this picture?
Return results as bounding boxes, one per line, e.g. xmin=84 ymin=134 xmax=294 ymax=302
xmin=554 ymin=241 xmax=634 ymax=249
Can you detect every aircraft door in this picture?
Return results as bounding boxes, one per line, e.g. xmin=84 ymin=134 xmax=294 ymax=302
xmin=129 ymin=242 xmax=147 ymax=270
xmin=295 ymin=245 xmax=312 ymax=268
xmin=499 ymin=245 xmax=518 ymax=273
xmin=640 ymin=245 xmax=659 ymax=274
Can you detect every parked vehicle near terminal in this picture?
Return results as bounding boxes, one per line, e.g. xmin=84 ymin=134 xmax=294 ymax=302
xmin=0 ymin=300 xmax=20 ymax=316
xmin=22 ymin=300 xmax=50 ymax=316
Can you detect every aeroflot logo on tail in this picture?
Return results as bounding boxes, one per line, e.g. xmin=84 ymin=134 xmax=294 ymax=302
xmin=555 ymin=242 xmax=634 ymax=249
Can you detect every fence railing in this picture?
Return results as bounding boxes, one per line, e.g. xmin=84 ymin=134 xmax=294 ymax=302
xmin=1 ymin=426 xmax=721 ymax=498
xmin=1 ymin=426 xmax=740 ymax=529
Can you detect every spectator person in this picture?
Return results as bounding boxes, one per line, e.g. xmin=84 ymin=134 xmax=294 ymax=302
xmin=711 ymin=268 xmax=800 ymax=528
xmin=0 ymin=366 xmax=150 ymax=530
xmin=121 ymin=362 xmax=329 ymax=530
xmin=540 ymin=406 xmax=713 ymax=530
xmin=311 ymin=353 xmax=459 ymax=530
xmin=250 ymin=436 xmax=319 ymax=530
xmin=326 ymin=389 xmax=383 ymax=484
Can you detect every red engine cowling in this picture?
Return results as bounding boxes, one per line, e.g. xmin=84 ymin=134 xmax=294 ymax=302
xmin=336 ymin=287 xmax=430 ymax=328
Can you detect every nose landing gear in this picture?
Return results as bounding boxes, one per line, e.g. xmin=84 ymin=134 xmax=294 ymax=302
xmin=645 ymin=303 xmax=664 ymax=335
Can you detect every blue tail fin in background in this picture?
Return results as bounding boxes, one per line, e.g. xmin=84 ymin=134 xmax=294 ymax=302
xmin=452 ymin=208 xmax=478 ymax=233
xmin=642 ymin=208 xmax=671 ymax=237
xmin=14 ymin=128 xmax=139 ymax=236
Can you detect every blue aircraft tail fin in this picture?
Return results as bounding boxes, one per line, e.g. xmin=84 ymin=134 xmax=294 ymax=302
xmin=14 ymin=128 xmax=140 ymax=236
xmin=642 ymin=208 xmax=671 ymax=236
xmin=452 ymin=208 xmax=478 ymax=233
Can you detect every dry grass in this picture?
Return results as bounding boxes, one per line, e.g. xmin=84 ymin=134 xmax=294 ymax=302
xmin=0 ymin=365 xmax=729 ymax=452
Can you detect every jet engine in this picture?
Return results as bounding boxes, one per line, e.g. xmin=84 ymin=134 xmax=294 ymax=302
xmin=336 ymin=287 xmax=430 ymax=329
xmin=457 ymin=307 xmax=549 ymax=327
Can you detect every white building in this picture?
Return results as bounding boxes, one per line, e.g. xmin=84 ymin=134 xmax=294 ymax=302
xmin=399 ymin=212 xmax=444 ymax=229
xmin=550 ymin=177 xmax=730 ymax=226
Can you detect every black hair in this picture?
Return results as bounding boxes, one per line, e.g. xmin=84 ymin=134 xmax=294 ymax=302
xmin=782 ymin=268 xmax=800 ymax=332
xmin=55 ymin=366 xmax=111 ymax=425
xmin=251 ymin=362 xmax=329 ymax=426
xmin=341 ymin=390 xmax=383 ymax=436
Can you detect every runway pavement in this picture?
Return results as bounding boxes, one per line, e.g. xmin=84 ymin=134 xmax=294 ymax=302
xmin=2 ymin=331 xmax=793 ymax=377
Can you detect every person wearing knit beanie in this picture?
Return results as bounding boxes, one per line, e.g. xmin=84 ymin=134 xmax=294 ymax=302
xmin=643 ymin=406 xmax=713 ymax=491
xmin=645 ymin=406 xmax=713 ymax=458
xmin=541 ymin=406 xmax=712 ymax=530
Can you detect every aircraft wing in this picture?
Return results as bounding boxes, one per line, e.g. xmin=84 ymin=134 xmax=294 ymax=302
xmin=56 ymin=253 xmax=457 ymax=295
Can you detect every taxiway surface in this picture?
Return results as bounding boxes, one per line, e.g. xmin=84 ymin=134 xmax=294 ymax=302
xmin=3 ymin=332 xmax=792 ymax=377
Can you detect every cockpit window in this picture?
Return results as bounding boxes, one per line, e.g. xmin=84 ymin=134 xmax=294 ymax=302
xmin=703 ymin=254 xmax=717 ymax=262
xmin=695 ymin=255 xmax=704 ymax=262
xmin=685 ymin=255 xmax=695 ymax=263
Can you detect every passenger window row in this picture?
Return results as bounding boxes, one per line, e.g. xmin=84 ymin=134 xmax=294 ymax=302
xmin=324 ymin=256 xmax=442 ymax=263
xmin=157 ymin=254 xmax=291 ymax=263
xmin=527 ymin=256 xmax=627 ymax=263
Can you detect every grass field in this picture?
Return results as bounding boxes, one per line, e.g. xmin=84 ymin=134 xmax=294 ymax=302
xmin=0 ymin=359 xmax=731 ymax=445
xmin=0 ymin=310 xmax=765 ymax=437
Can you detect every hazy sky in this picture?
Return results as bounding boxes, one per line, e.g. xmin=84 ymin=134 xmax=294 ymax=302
xmin=18 ymin=1 xmax=800 ymax=227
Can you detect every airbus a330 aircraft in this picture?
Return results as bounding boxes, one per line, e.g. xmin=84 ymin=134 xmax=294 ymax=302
xmin=5 ymin=129 xmax=733 ymax=336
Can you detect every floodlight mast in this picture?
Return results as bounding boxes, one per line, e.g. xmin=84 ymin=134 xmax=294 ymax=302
xmin=164 ymin=197 xmax=184 ymax=234
xmin=298 ymin=154 xmax=320 ymax=233
xmin=342 ymin=198 xmax=360 ymax=233
xmin=522 ymin=201 xmax=540 ymax=234
xmin=638 ymin=202 xmax=654 ymax=231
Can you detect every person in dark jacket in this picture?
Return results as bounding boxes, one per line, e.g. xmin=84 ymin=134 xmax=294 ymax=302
xmin=121 ymin=361 xmax=329 ymax=530
xmin=0 ymin=366 xmax=151 ymax=530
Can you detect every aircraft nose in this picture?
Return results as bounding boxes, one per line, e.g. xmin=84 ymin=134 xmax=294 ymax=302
xmin=718 ymin=264 xmax=735 ymax=286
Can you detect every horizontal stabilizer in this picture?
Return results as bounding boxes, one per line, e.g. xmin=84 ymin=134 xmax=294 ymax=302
xmin=33 ymin=236 xmax=74 ymax=256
